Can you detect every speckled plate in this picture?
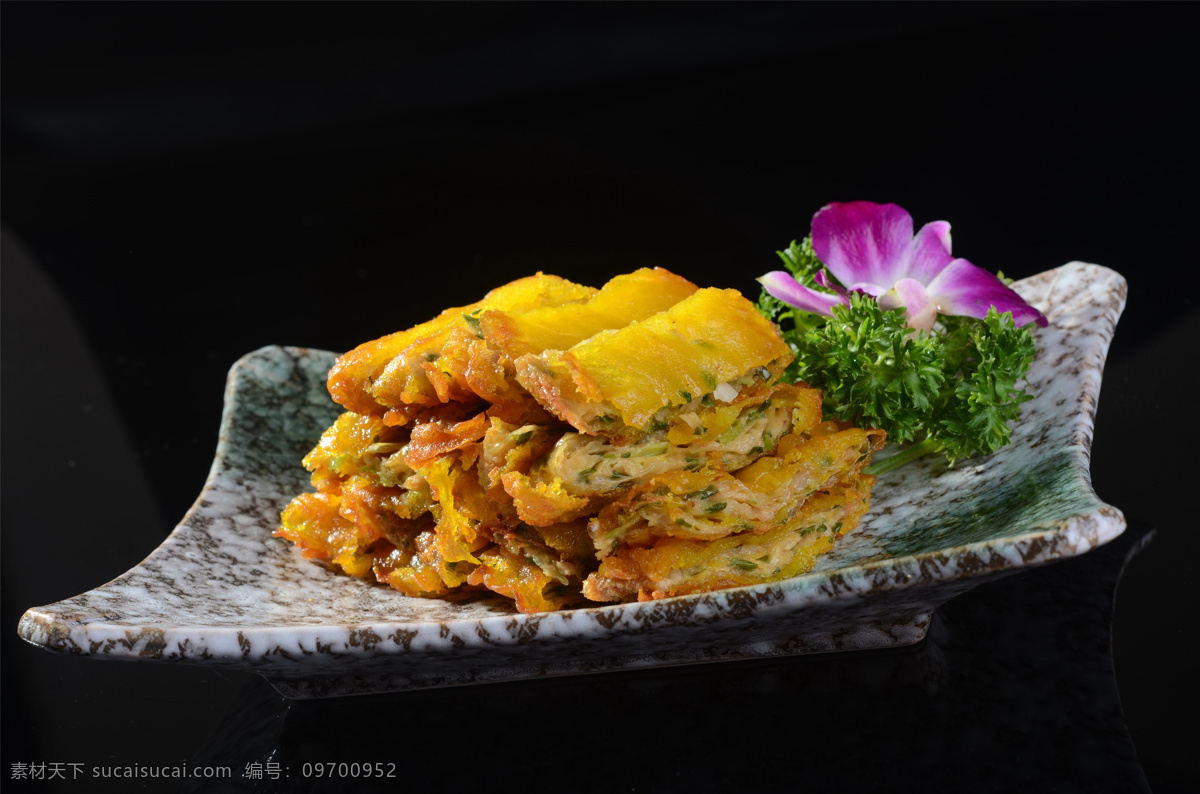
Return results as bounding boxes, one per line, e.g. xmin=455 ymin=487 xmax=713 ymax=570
xmin=19 ymin=262 xmax=1127 ymax=699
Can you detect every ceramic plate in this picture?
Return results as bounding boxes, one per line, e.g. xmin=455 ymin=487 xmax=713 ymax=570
xmin=19 ymin=262 xmax=1127 ymax=699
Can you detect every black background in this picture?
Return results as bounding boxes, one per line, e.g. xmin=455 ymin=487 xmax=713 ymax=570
xmin=3 ymin=3 xmax=1197 ymax=792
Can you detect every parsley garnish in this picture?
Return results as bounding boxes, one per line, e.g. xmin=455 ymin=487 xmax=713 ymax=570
xmin=759 ymin=235 xmax=1038 ymax=472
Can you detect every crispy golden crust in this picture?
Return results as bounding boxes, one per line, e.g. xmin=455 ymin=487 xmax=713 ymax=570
xmin=281 ymin=271 xmax=884 ymax=614
xmin=516 ymin=289 xmax=793 ymax=436
xmin=327 ymin=273 xmax=595 ymax=416
xmin=583 ymin=475 xmax=876 ymax=602
xmin=480 ymin=267 xmax=698 ymax=363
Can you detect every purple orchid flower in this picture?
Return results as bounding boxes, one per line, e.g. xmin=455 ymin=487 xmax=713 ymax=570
xmin=759 ymin=201 xmax=1048 ymax=331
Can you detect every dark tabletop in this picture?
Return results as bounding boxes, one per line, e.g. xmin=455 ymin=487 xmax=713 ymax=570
xmin=3 ymin=4 xmax=1197 ymax=793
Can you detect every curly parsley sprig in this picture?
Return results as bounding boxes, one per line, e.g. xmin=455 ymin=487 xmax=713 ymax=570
xmin=758 ymin=235 xmax=1039 ymax=474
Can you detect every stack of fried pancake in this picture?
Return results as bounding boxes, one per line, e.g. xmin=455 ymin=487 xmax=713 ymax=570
xmin=277 ymin=269 xmax=883 ymax=612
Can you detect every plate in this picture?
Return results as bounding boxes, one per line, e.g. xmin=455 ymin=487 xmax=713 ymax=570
xmin=18 ymin=262 xmax=1127 ymax=699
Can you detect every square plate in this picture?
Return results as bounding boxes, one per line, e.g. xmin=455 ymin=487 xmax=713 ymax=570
xmin=18 ymin=262 xmax=1127 ymax=699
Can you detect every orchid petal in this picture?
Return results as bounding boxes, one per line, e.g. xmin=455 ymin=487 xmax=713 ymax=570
xmin=758 ymin=271 xmax=846 ymax=315
xmin=845 ymin=281 xmax=886 ymax=298
xmin=813 ymin=268 xmax=850 ymax=296
xmin=818 ymin=268 xmax=887 ymax=299
xmin=901 ymin=220 xmax=954 ymax=284
xmin=926 ymin=259 xmax=1049 ymax=327
xmin=880 ymin=278 xmax=939 ymax=332
xmin=812 ymin=201 xmax=913 ymax=288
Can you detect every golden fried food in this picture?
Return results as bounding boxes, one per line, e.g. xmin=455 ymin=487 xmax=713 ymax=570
xmin=583 ymin=476 xmax=875 ymax=602
xmin=277 ymin=269 xmax=883 ymax=613
xmin=515 ymin=287 xmax=793 ymax=436
xmin=480 ymin=267 xmax=698 ymax=364
xmin=328 ymin=272 xmax=596 ymax=416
